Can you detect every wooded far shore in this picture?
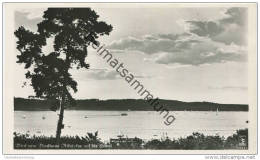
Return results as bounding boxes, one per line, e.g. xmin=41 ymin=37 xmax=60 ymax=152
xmin=14 ymin=97 xmax=248 ymax=111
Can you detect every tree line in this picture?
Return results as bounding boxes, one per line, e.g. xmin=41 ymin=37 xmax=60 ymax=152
xmin=14 ymin=97 xmax=248 ymax=111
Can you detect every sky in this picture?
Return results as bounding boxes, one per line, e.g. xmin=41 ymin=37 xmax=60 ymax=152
xmin=13 ymin=6 xmax=248 ymax=104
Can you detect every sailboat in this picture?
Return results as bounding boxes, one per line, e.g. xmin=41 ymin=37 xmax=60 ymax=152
xmin=121 ymin=113 xmax=128 ymax=116
xmin=36 ymin=130 xmax=41 ymax=134
xmin=216 ymin=107 xmax=219 ymax=116
xmin=117 ymin=131 xmax=124 ymax=139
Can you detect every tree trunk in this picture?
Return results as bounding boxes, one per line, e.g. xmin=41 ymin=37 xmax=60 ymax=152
xmin=56 ymin=45 xmax=70 ymax=144
xmin=56 ymin=94 xmax=65 ymax=144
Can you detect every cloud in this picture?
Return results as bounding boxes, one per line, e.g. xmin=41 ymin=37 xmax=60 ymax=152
xmin=208 ymin=86 xmax=247 ymax=91
xmin=187 ymin=8 xmax=248 ymax=45
xmin=16 ymin=8 xmax=45 ymax=19
xmin=15 ymin=10 xmax=43 ymax=31
xmin=109 ymin=49 xmax=126 ymax=54
xmin=108 ymin=32 xmax=247 ymax=66
xmin=186 ymin=21 xmax=224 ymax=37
xmin=86 ymin=70 xmax=121 ymax=80
xmin=149 ymin=51 xmax=246 ymax=66
xmin=147 ymin=38 xmax=247 ymax=65
xmin=83 ymin=69 xmax=152 ymax=80
xmin=134 ymin=74 xmax=153 ymax=79
xmin=89 ymin=68 xmax=108 ymax=71
xmin=107 ymin=8 xmax=248 ymax=66
xmin=108 ymin=33 xmax=200 ymax=54
xmin=15 ymin=7 xmax=248 ymax=67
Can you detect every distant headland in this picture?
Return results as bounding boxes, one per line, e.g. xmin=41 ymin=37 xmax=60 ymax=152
xmin=14 ymin=97 xmax=248 ymax=111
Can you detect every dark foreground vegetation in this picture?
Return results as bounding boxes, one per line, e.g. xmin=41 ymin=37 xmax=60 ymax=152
xmin=14 ymin=129 xmax=248 ymax=150
xmin=14 ymin=97 xmax=248 ymax=111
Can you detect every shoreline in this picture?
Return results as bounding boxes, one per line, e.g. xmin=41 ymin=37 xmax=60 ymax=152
xmin=14 ymin=97 xmax=248 ymax=112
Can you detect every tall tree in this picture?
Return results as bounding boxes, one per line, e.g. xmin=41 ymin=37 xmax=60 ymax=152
xmin=14 ymin=8 xmax=113 ymax=143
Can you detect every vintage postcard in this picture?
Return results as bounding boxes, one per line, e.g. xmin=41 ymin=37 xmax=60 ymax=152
xmin=3 ymin=3 xmax=257 ymax=154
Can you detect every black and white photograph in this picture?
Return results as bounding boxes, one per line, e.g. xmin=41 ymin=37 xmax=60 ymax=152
xmin=2 ymin=2 xmax=257 ymax=155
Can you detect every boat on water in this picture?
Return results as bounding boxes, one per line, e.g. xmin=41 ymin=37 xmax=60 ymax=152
xmin=22 ymin=115 xmax=26 ymax=119
xmin=121 ymin=113 xmax=128 ymax=116
xmin=42 ymin=116 xmax=46 ymax=120
xmin=36 ymin=130 xmax=41 ymax=134
xmin=84 ymin=116 xmax=88 ymax=118
xmin=117 ymin=131 xmax=124 ymax=138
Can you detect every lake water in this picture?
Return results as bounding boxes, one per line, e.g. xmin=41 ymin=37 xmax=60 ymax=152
xmin=14 ymin=111 xmax=248 ymax=141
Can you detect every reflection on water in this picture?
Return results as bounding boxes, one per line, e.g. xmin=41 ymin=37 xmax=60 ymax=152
xmin=14 ymin=111 xmax=248 ymax=141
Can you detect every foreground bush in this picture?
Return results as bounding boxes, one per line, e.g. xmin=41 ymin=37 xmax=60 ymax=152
xmin=14 ymin=128 xmax=248 ymax=150
xmin=144 ymin=129 xmax=248 ymax=150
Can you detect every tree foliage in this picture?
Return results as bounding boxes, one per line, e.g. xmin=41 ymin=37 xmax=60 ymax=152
xmin=15 ymin=8 xmax=113 ymax=109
